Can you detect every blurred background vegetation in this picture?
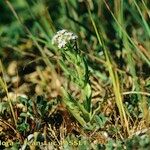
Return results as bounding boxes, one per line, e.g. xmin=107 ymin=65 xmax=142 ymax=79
xmin=0 ymin=0 xmax=150 ymax=149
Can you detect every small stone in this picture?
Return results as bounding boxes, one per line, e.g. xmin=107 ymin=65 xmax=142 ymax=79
xmin=7 ymin=61 xmax=17 ymax=76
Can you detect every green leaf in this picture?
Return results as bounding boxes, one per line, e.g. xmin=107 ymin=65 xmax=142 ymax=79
xmin=17 ymin=122 xmax=29 ymax=132
xmin=0 ymin=101 xmax=9 ymax=114
xmin=94 ymin=114 xmax=107 ymax=128
xmin=61 ymin=87 xmax=87 ymax=127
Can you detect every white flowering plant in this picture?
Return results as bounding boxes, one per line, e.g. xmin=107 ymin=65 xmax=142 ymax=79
xmin=52 ymin=29 xmax=93 ymax=128
xmin=52 ymin=29 xmax=78 ymax=49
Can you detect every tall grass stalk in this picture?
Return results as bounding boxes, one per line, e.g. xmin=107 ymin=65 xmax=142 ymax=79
xmin=141 ymin=0 xmax=150 ymax=18
xmin=103 ymin=0 xmax=150 ymax=121
xmin=133 ymin=0 xmax=150 ymax=37
xmin=114 ymin=0 xmax=123 ymax=38
xmin=114 ymin=0 xmax=141 ymax=101
xmin=0 ymin=61 xmax=17 ymax=127
xmin=103 ymin=0 xmax=150 ymax=66
xmin=87 ymin=3 xmax=130 ymax=135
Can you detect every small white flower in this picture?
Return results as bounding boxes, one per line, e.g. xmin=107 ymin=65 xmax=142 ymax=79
xmin=52 ymin=29 xmax=78 ymax=49
xmin=58 ymin=40 xmax=67 ymax=49
xmin=72 ymin=35 xmax=78 ymax=40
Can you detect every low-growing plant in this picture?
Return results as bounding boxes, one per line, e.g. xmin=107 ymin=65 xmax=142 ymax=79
xmin=52 ymin=29 xmax=106 ymax=129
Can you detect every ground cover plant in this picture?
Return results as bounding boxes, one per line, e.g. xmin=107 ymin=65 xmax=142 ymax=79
xmin=0 ymin=0 xmax=150 ymax=149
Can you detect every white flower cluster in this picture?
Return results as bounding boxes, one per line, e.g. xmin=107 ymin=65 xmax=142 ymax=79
xmin=52 ymin=29 xmax=78 ymax=49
